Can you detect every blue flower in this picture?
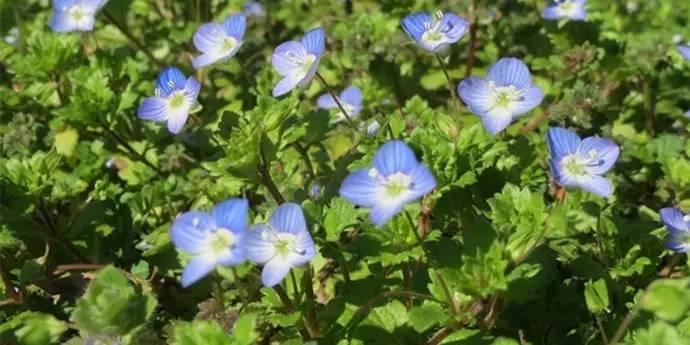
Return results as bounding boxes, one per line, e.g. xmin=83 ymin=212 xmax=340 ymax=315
xmin=660 ymin=208 xmax=690 ymax=253
xmin=137 ymin=67 xmax=201 ymax=134
xmin=271 ymin=28 xmax=325 ymax=97
xmin=542 ymin=0 xmax=587 ymax=21
xmin=401 ymin=11 xmax=468 ymax=52
xmin=192 ymin=14 xmax=247 ymax=69
xmin=547 ymin=127 xmax=620 ymax=198
xmin=685 ymin=110 xmax=690 ymax=118
xmin=366 ymin=120 xmax=381 ymax=136
xmin=170 ymin=199 xmax=249 ymax=287
xmin=51 ymin=0 xmax=106 ymax=32
xmin=244 ymin=203 xmax=317 ymax=287
xmin=677 ymin=45 xmax=690 ymax=60
xmin=458 ymin=58 xmax=544 ymax=135
xmin=243 ymin=1 xmax=264 ymax=17
xmin=339 ymin=140 xmax=436 ymax=226
xmin=317 ymin=86 xmax=363 ymax=122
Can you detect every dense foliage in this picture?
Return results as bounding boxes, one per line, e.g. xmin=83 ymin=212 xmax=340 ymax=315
xmin=2 ymin=0 xmax=690 ymax=344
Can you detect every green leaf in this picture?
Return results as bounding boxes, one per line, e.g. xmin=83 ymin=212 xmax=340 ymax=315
xmin=408 ymin=303 xmax=448 ymax=332
xmin=323 ymin=197 xmax=358 ymax=241
xmin=584 ymin=278 xmax=610 ymax=314
xmin=642 ymin=278 xmax=690 ymax=322
xmin=54 ymin=128 xmax=78 ymax=156
xmin=171 ymin=320 xmax=232 ymax=345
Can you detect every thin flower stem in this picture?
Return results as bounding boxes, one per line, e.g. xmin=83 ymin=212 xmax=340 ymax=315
xmin=102 ymin=9 xmax=164 ymax=67
xmin=302 ymin=265 xmax=321 ymax=338
xmin=289 ymin=269 xmax=301 ymax=301
xmin=258 ymin=140 xmax=286 ymax=205
xmin=314 ymin=72 xmax=356 ymax=128
xmin=608 ymin=304 xmax=641 ymax=345
xmin=464 ymin=8 xmax=478 ymax=78
xmin=292 ymin=142 xmax=315 ymax=182
xmin=213 ymin=277 xmax=225 ymax=311
xmin=596 ymin=315 xmax=609 ymax=345
xmin=435 ymin=271 xmax=460 ymax=315
xmin=274 ymin=284 xmax=296 ymax=312
xmin=434 ymin=53 xmax=460 ymax=115
xmin=97 ymin=119 xmax=163 ymax=175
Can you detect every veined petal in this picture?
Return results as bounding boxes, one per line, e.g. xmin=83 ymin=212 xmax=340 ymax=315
xmin=407 ymin=164 xmax=437 ymax=200
xmin=577 ymin=137 xmax=620 ymax=175
xmin=401 ymin=12 xmax=433 ymax=43
xmin=339 ymin=168 xmax=380 ymax=208
xmin=269 ymin=203 xmax=307 ymax=234
xmin=575 ymin=175 xmax=613 ymax=198
xmin=370 ymin=201 xmax=406 ymax=227
xmin=678 ymin=45 xmax=690 ymax=60
xmin=666 ymin=235 xmax=690 ymax=253
xmin=272 ymin=76 xmax=302 ymax=97
xmin=512 ymin=85 xmax=544 ymax=116
xmin=184 ymin=76 xmax=202 ymax=101
xmin=301 ymin=28 xmax=325 ymax=57
xmin=212 ymin=198 xmax=248 ymax=232
xmin=170 ymin=212 xmax=215 ymax=255
xmin=156 ymin=67 xmax=187 ymax=97
xmin=660 ymin=208 xmax=690 ymax=233
xmin=340 ymin=86 xmax=363 ymax=108
xmin=166 ymin=108 xmax=189 ymax=134
xmin=481 ymin=107 xmax=513 ymax=135
xmin=192 ymin=53 xmax=223 ymax=69
xmin=261 ymin=258 xmax=292 ymax=287
xmin=437 ymin=13 xmax=468 ymax=43
xmin=458 ymin=77 xmax=494 ymax=114
xmin=50 ymin=11 xmax=77 ymax=33
xmin=137 ymin=96 xmax=168 ymax=122
xmin=487 ymin=58 xmax=533 ymax=89
xmin=193 ymin=23 xmax=225 ymax=54
xmin=287 ymin=231 xmax=316 ymax=266
xmin=222 ymin=13 xmax=247 ymax=40
xmin=550 ymin=159 xmax=577 ymax=188
xmin=181 ymin=255 xmax=216 ymax=287
xmin=547 ymin=127 xmax=581 ymax=160
xmin=542 ymin=6 xmax=561 ymax=20
xmin=272 ymin=41 xmax=307 ymax=76
xmin=373 ymin=140 xmax=419 ymax=176
xmin=316 ymin=93 xmax=337 ymax=109
xmin=243 ymin=225 xmax=276 ymax=264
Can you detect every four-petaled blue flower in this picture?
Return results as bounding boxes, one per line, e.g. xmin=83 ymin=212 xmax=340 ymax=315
xmin=677 ymin=45 xmax=690 ymax=60
xmin=51 ymin=0 xmax=106 ymax=33
xmin=542 ymin=0 xmax=587 ymax=21
xmin=317 ymin=86 xmax=363 ymax=122
xmin=271 ymin=28 xmax=325 ymax=97
xmin=137 ymin=67 xmax=201 ymax=134
xmin=192 ymin=14 xmax=247 ymax=69
xmin=244 ymin=203 xmax=317 ymax=287
xmin=547 ymin=127 xmax=620 ymax=198
xmin=660 ymin=208 xmax=690 ymax=253
xmin=458 ymin=58 xmax=544 ymax=135
xmin=170 ymin=199 xmax=249 ymax=287
xmin=401 ymin=11 xmax=468 ymax=53
xmin=339 ymin=140 xmax=437 ymax=226
xmin=243 ymin=1 xmax=265 ymax=17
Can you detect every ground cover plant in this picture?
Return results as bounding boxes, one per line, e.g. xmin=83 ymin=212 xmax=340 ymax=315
xmin=3 ymin=0 xmax=690 ymax=344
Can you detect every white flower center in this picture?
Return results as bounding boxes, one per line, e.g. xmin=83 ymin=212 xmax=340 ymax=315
xmin=168 ymin=90 xmax=187 ymax=108
xmin=379 ymin=172 xmax=413 ymax=201
xmin=488 ymin=82 xmax=523 ymax=112
xmin=684 ymin=215 xmax=690 ymax=223
xmin=220 ymin=36 xmax=238 ymax=54
xmin=261 ymin=229 xmax=305 ymax=259
xmin=206 ymin=228 xmax=237 ymax=256
xmin=68 ymin=4 xmax=91 ymax=24
xmin=562 ymin=154 xmax=586 ymax=176
xmin=557 ymin=1 xmax=578 ymax=16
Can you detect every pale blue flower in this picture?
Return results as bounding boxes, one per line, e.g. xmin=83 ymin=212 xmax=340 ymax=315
xmin=660 ymin=208 xmax=690 ymax=253
xmin=547 ymin=127 xmax=620 ymax=198
xmin=458 ymin=58 xmax=544 ymax=135
xmin=243 ymin=203 xmax=316 ymax=287
xmin=339 ymin=140 xmax=436 ymax=226
xmin=366 ymin=120 xmax=381 ymax=136
xmin=677 ymin=45 xmax=690 ymax=60
xmin=317 ymin=86 xmax=363 ymax=122
xmin=243 ymin=1 xmax=264 ymax=17
xmin=51 ymin=0 xmax=107 ymax=32
xmin=401 ymin=11 xmax=468 ymax=53
xmin=137 ymin=67 xmax=201 ymax=134
xmin=271 ymin=28 xmax=325 ymax=97
xmin=192 ymin=14 xmax=246 ymax=69
xmin=170 ymin=199 xmax=249 ymax=287
xmin=542 ymin=0 xmax=587 ymax=21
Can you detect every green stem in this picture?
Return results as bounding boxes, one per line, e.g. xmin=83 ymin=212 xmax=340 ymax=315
xmin=302 ymin=265 xmax=321 ymax=338
xmin=314 ymin=72 xmax=356 ymax=128
xmin=434 ymin=53 xmax=460 ymax=115
xmin=102 ymin=9 xmax=164 ymax=67
xmin=258 ymin=140 xmax=286 ymax=204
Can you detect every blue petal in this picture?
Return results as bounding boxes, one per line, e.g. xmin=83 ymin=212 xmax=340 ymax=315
xmin=298 ymin=58 xmax=320 ymax=87
xmin=316 ymin=93 xmax=337 ymax=109
xmin=222 ymin=13 xmax=247 ymax=40
xmin=576 ymin=175 xmax=613 ymax=198
xmin=568 ymin=4 xmax=587 ymax=21
xmin=212 ymin=198 xmax=248 ymax=232
xmin=660 ymin=208 xmax=689 ymax=233
xmin=215 ymin=245 xmax=246 ymax=266
xmin=577 ymin=137 xmax=620 ymax=175
xmin=81 ymin=0 xmax=105 ymax=12
xmin=541 ymin=6 xmax=561 ymax=20
xmin=287 ymin=231 xmax=317 ymax=266
xmin=261 ymin=258 xmax=291 ymax=287
xmin=170 ymin=212 xmax=215 ymax=255
xmin=269 ymin=203 xmax=307 ymax=234
xmin=458 ymin=77 xmax=494 ymax=115
xmin=685 ymin=110 xmax=690 ymax=118
xmin=373 ymin=140 xmax=419 ymax=176
xmin=482 ymin=108 xmax=513 ymax=135
xmin=181 ymin=255 xmax=216 ymax=287
xmin=666 ymin=236 xmax=690 ymax=253
xmin=156 ymin=67 xmax=187 ymax=97
xmin=193 ymin=23 xmax=225 ymax=55
xmin=192 ymin=54 xmax=221 ymax=69
xmin=486 ymin=58 xmax=533 ymax=89
xmin=243 ymin=225 xmax=276 ymax=264
xmin=339 ymin=169 xmax=380 ymax=208
xmin=678 ymin=45 xmax=690 ymax=60
xmin=184 ymin=76 xmax=202 ymax=101
xmin=367 ymin=121 xmax=381 ymax=136
xmin=50 ymin=11 xmax=76 ymax=32
xmin=401 ymin=12 xmax=433 ymax=43
xmin=272 ymin=41 xmax=307 ymax=76
xmin=550 ymin=159 xmax=577 ymax=188
xmin=370 ymin=201 xmax=406 ymax=227
xmin=512 ymin=86 xmax=544 ymax=116
xmin=243 ymin=1 xmax=264 ymax=17
xmin=408 ymin=164 xmax=437 ymax=200
xmin=301 ymin=28 xmax=325 ymax=57
xmin=340 ymin=86 xmax=363 ymax=108
xmin=437 ymin=13 xmax=469 ymax=43
xmin=272 ymin=76 xmax=301 ymax=97
xmin=547 ymin=127 xmax=581 ymax=161
xmin=137 ymin=96 xmax=168 ymax=122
